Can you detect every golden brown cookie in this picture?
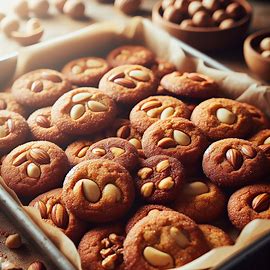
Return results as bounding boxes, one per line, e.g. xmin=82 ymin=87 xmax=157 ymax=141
xmin=228 ymin=184 xmax=270 ymax=230
xmin=129 ymin=95 xmax=191 ymax=134
xmin=124 ymin=210 xmax=209 ymax=269
xmin=172 ymin=178 xmax=226 ymax=223
xmin=250 ymin=129 xmax=270 ymax=146
xmin=203 ymin=138 xmax=267 ymax=188
xmin=191 ymin=98 xmax=252 ymax=140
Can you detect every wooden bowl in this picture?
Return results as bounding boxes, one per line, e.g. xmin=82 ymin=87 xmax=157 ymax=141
xmin=244 ymin=29 xmax=270 ymax=82
xmin=152 ymin=0 xmax=252 ymax=52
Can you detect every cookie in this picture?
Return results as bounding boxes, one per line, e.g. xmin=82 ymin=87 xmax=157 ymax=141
xmin=78 ymin=225 xmax=125 ymax=270
xmin=172 ymin=178 xmax=226 ymax=223
xmin=61 ymin=57 xmax=110 ymax=87
xmin=250 ymin=129 xmax=270 ymax=146
xmin=199 ymin=225 xmax=233 ymax=248
xmin=85 ymin=137 xmax=139 ymax=172
xmin=62 ymin=159 xmax=135 ymax=223
xmin=27 ymin=107 xmax=71 ymax=146
xmin=125 ymin=204 xmax=173 ymax=233
xmin=65 ymin=139 xmax=94 ymax=166
xmin=107 ymin=45 xmax=156 ymax=68
xmin=11 ymin=69 xmax=72 ymax=109
xmin=129 ymin=95 xmax=191 ymax=134
xmin=99 ymin=65 xmax=158 ymax=105
xmin=142 ymin=117 xmax=209 ymax=165
xmin=151 ymin=59 xmax=176 ymax=80
xmin=29 ymin=188 xmax=87 ymax=243
xmin=1 ymin=141 xmax=70 ymax=199
xmin=51 ymin=87 xmax=117 ymax=135
xmin=202 ymin=138 xmax=267 ymax=188
xmin=0 ymin=110 xmax=29 ymax=154
xmin=160 ymin=71 xmax=218 ymax=99
xmin=191 ymin=98 xmax=252 ymax=140
xmin=123 ymin=210 xmax=209 ymax=269
xmin=228 ymin=184 xmax=270 ymax=230
xmin=135 ymin=155 xmax=185 ymax=204
xmin=0 ymin=92 xmax=27 ymax=117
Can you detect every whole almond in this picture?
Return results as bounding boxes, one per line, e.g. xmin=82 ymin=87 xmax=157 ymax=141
xmin=5 ymin=233 xmax=22 ymax=249
xmin=7 ymin=119 xmax=14 ymax=133
xmin=50 ymin=203 xmax=69 ymax=229
xmin=252 ymin=193 xmax=270 ymax=212
xmin=141 ymin=100 xmax=162 ymax=111
xmin=41 ymin=72 xmax=62 ymax=83
xmin=27 ymin=261 xmax=46 ymax=270
xmin=110 ymin=147 xmax=125 ymax=157
xmin=182 ymin=181 xmax=209 ymax=196
xmin=170 ymin=227 xmax=189 ymax=248
xmin=108 ymin=72 xmax=125 ymax=82
xmin=117 ymin=125 xmax=130 ymax=139
xmin=35 ymin=115 xmax=50 ymax=128
xmin=87 ymin=100 xmax=107 ymax=112
xmin=72 ymin=92 xmax=92 ymax=103
xmin=0 ymin=99 xmax=7 ymax=110
xmin=225 ymin=148 xmax=243 ymax=169
xmin=160 ymin=107 xmax=175 ymax=120
xmin=156 ymin=160 xmax=170 ymax=173
xmin=173 ymin=130 xmax=191 ymax=146
xmin=141 ymin=182 xmax=154 ymax=197
xmin=77 ymin=146 xmax=90 ymax=158
xmin=263 ymin=136 xmax=270 ymax=145
xmin=31 ymin=80 xmax=43 ymax=92
xmin=91 ymin=147 xmax=106 ymax=156
xmin=13 ymin=152 xmax=27 ymax=166
xmin=113 ymin=78 xmax=136 ymax=88
xmin=70 ymin=104 xmax=85 ymax=120
xmin=146 ymin=108 xmax=159 ymax=118
xmin=241 ymin=145 xmax=256 ymax=158
xmin=158 ymin=176 xmax=174 ymax=190
xmin=76 ymin=179 xmax=101 ymax=203
xmin=128 ymin=138 xmax=142 ymax=149
xmin=28 ymin=148 xmax=50 ymax=164
xmin=157 ymin=137 xmax=176 ymax=148
xmin=216 ymin=108 xmax=236 ymax=124
xmin=27 ymin=163 xmax=41 ymax=178
xmin=128 ymin=69 xmax=150 ymax=82
xmin=137 ymin=167 xmax=153 ymax=179
xmin=34 ymin=201 xmax=48 ymax=219
xmin=102 ymin=184 xmax=122 ymax=203
xmin=101 ymin=254 xmax=117 ymax=269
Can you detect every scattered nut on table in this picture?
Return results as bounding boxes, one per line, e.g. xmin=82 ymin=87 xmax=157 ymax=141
xmin=114 ymin=0 xmax=142 ymax=15
xmin=5 ymin=233 xmax=22 ymax=249
xmin=14 ymin=0 xmax=29 ymax=19
xmin=0 ymin=16 xmax=20 ymax=37
xmin=63 ymin=0 xmax=85 ymax=19
xmin=29 ymin=0 xmax=50 ymax=18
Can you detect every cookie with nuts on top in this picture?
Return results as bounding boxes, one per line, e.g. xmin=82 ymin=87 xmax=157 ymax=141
xmin=11 ymin=69 xmax=72 ymax=109
xmin=27 ymin=107 xmax=71 ymax=146
xmin=172 ymin=178 xmax=226 ymax=223
xmin=142 ymin=117 xmax=209 ymax=165
xmin=51 ymin=87 xmax=117 ymax=135
xmin=85 ymin=137 xmax=139 ymax=172
xmin=125 ymin=204 xmax=173 ymax=233
xmin=199 ymin=225 xmax=233 ymax=249
xmin=0 ymin=110 xmax=29 ymax=154
xmin=61 ymin=57 xmax=110 ymax=87
xmin=29 ymin=188 xmax=87 ymax=243
xmin=135 ymin=155 xmax=185 ymax=204
xmin=130 ymin=95 xmax=191 ymax=134
xmin=98 ymin=65 xmax=158 ymax=105
xmin=1 ymin=141 xmax=70 ymax=199
xmin=78 ymin=225 xmax=125 ymax=270
xmin=191 ymin=98 xmax=252 ymax=140
xmin=123 ymin=210 xmax=209 ymax=270
xmin=62 ymin=159 xmax=135 ymax=223
xmin=228 ymin=184 xmax=270 ymax=230
xmin=160 ymin=71 xmax=219 ymax=99
xmin=250 ymin=129 xmax=270 ymax=146
xmin=107 ymin=45 xmax=156 ymax=68
xmin=202 ymin=138 xmax=267 ymax=188
xmin=0 ymin=92 xmax=27 ymax=117
xmin=151 ymin=58 xmax=176 ymax=79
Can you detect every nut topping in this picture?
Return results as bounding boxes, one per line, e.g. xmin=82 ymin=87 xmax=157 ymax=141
xmin=28 ymin=148 xmax=50 ymax=164
xmin=146 ymin=108 xmax=159 ymax=118
xmin=137 ymin=167 xmax=153 ymax=179
xmin=143 ymin=246 xmax=174 ymax=268
xmin=264 ymin=136 xmax=270 ymax=145
xmin=128 ymin=138 xmax=142 ymax=149
xmin=128 ymin=70 xmax=150 ymax=82
xmin=5 ymin=233 xmax=22 ymax=249
xmin=169 ymin=227 xmax=189 ymax=248
xmin=71 ymin=65 xmax=82 ymax=74
xmin=13 ymin=152 xmax=27 ymax=166
xmin=116 ymin=125 xmax=130 ymax=139
xmin=87 ymin=100 xmax=107 ymax=112
xmin=173 ymin=130 xmax=191 ymax=146
xmin=141 ymin=182 xmax=154 ymax=197
xmin=156 ymin=160 xmax=170 ymax=173
xmin=157 ymin=176 xmax=174 ymax=190
xmin=101 ymin=254 xmax=118 ymax=269
xmin=7 ymin=119 xmax=14 ymax=133
xmin=113 ymin=78 xmax=136 ymax=88
xmin=108 ymin=72 xmax=125 ymax=82
xmin=110 ymin=147 xmax=125 ymax=157
xmin=252 ymin=193 xmax=270 ymax=212
xmin=216 ymin=108 xmax=236 ymax=124
xmin=141 ymin=100 xmax=162 ymax=111
xmin=92 ymin=147 xmax=106 ymax=156
xmin=50 ymin=203 xmax=69 ymax=229
xmin=74 ymin=179 xmax=101 ymax=203
xmin=27 ymin=163 xmax=41 ymax=178
xmin=70 ymin=104 xmax=85 ymax=120
xmin=102 ymin=184 xmax=122 ymax=203
xmin=225 ymin=148 xmax=243 ymax=170
xmin=31 ymin=80 xmax=43 ymax=92
xmin=157 ymin=137 xmax=176 ymax=148
xmin=34 ymin=201 xmax=47 ymax=219
xmin=72 ymin=92 xmax=92 ymax=103
xmin=241 ymin=145 xmax=256 ymax=158
xmin=77 ymin=146 xmax=90 ymax=158
xmin=182 ymin=182 xmax=209 ymax=196
xmin=35 ymin=115 xmax=50 ymax=128
xmin=160 ymin=107 xmax=175 ymax=120
xmin=86 ymin=59 xmax=103 ymax=68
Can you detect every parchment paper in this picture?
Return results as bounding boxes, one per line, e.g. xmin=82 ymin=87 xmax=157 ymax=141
xmin=2 ymin=17 xmax=270 ymax=269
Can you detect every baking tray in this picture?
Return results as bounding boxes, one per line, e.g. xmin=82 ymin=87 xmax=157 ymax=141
xmin=0 ymin=18 xmax=269 ymax=270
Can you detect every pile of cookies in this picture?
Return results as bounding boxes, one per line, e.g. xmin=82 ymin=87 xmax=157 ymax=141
xmin=0 ymin=44 xmax=269 ymax=270
xmin=161 ymin=0 xmax=247 ymax=29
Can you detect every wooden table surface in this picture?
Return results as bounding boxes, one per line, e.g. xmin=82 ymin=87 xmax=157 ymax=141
xmin=0 ymin=0 xmax=269 ymax=80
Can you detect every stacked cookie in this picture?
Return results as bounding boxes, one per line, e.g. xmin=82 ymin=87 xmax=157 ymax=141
xmin=0 ymin=45 xmax=269 ymax=270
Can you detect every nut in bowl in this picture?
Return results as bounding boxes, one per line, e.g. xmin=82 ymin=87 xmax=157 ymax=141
xmin=244 ymin=29 xmax=270 ymax=82
xmin=152 ymin=0 xmax=252 ymax=51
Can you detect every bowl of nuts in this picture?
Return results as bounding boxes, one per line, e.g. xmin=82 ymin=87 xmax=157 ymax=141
xmin=244 ymin=29 xmax=270 ymax=82
xmin=152 ymin=0 xmax=252 ymax=51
